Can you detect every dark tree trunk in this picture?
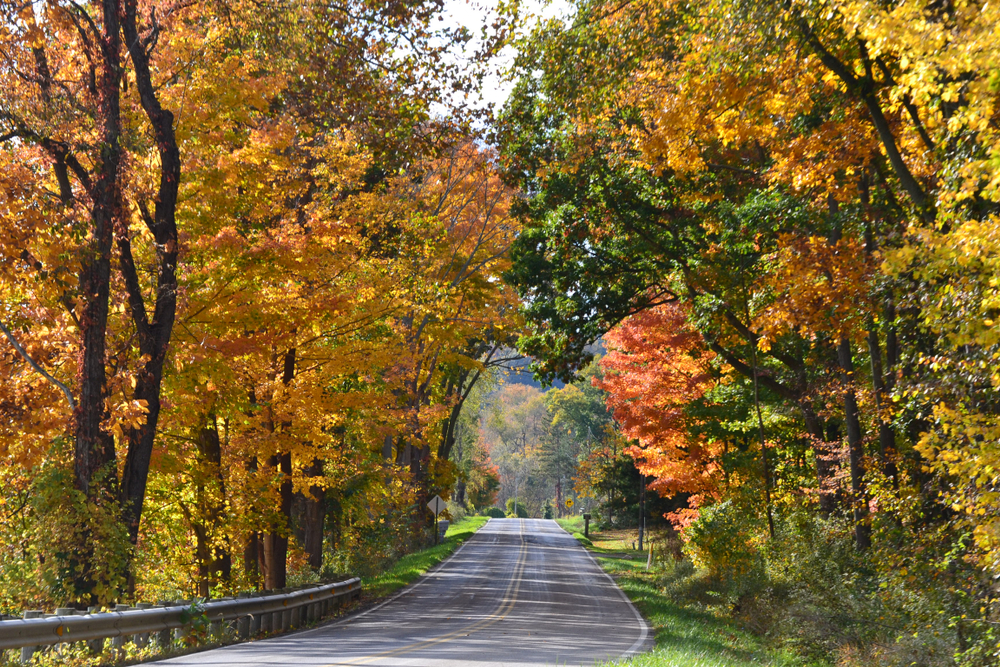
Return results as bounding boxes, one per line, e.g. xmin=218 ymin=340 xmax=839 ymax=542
xmin=74 ymin=0 xmax=123 ymax=501
xmin=193 ymin=415 xmax=231 ymax=598
xmin=117 ymin=0 xmax=182 ymax=550
xmin=242 ymin=455 xmax=263 ymax=588
xmin=304 ymin=459 xmax=325 ymax=570
xmin=867 ymin=328 xmax=899 ymax=484
xmin=638 ymin=474 xmax=645 ymax=551
xmin=244 ymin=531 xmax=262 ymax=588
xmin=837 ymin=338 xmax=871 ymax=550
xmin=264 ymin=451 xmax=293 ymax=590
xmin=803 ymin=408 xmax=839 ymax=515
xmin=263 ymin=348 xmax=296 ymax=589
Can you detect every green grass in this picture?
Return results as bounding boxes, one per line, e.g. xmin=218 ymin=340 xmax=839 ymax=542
xmin=552 ymin=520 xmax=817 ymax=667
xmin=596 ymin=555 xmax=809 ymax=667
xmin=361 ymin=516 xmax=489 ymax=599
xmin=556 ymin=515 xmax=586 ymax=533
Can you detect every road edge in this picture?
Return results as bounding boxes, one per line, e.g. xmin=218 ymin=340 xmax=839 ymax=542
xmin=552 ymin=519 xmax=653 ymax=658
xmin=296 ymin=517 xmax=492 ymax=635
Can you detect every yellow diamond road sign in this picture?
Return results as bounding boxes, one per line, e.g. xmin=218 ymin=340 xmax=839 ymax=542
xmin=565 ymin=498 xmax=574 ymax=508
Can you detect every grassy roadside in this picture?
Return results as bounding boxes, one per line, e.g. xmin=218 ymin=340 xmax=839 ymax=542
xmin=555 ymin=518 xmax=813 ymax=667
xmin=361 ymin=515 xmax=488 ymax=599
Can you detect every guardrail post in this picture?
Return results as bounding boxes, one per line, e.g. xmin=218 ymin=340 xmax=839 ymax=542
xmin=134 ymin=603 xmax=153 ymax=648
xmin=210 ymin=611 xmax=224 ymax=642
xmin=20 ymin=610 xmax=43 ymax=664
xmin=53 ymin=608 xmax=75 ymax=655
xmin=172 ymin=601 xmax=187 ymax=645
xmin=111 ymin=604 xmax=132 ymax=651
xmin=155 ymin=600 xmax=172 ymax=649
xmin=86 ymin=606 xmax=104 ymax=654
xmin=236 ymin=594 xmax=251 ymax=639
xmin=261 ymin=608 xmax=271 ymax=635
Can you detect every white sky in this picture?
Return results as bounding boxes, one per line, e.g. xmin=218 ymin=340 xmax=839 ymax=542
xmin=440 ymin=0 xmax=574 ymax=113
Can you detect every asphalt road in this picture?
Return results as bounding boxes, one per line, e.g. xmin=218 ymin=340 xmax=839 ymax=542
xmin=153 ymin=518 xmax=650 ymax=667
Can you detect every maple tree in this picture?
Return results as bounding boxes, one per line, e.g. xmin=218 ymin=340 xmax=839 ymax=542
xmin=0 ymin=0 xmax=519 ymax=607
xmin=596 ymin=303 xmax=720 ymax=510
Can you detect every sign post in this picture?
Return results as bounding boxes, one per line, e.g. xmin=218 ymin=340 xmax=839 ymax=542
xmin=427 ymin=495 xmax=446 ymax=544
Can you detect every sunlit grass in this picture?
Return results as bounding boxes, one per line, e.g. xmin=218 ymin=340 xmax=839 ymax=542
xmin=555 ymin=519 xmax=821 ymax=667
xmin=361 ymin=516 xmax=489 ymax=599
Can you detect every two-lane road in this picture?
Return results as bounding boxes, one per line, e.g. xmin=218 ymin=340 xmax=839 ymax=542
xmin=153 ymin=519 xmax=650 ymax=666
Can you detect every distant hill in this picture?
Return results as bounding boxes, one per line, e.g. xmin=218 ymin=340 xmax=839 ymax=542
xmin=499 ymin=339 xmax=606 ymax=390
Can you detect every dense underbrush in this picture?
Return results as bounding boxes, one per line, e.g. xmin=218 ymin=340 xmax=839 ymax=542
xmin=649 ymin=506 xmax=993 ymax=667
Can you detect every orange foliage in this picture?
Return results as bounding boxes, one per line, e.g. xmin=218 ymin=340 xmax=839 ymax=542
xmin=596 ymin=302 xmax=721 ymax=504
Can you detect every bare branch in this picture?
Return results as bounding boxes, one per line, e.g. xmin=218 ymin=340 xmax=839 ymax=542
xmin=0 ymin=317 xmax=75 ymax=411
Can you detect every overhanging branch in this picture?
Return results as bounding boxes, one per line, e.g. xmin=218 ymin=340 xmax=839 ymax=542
xmin=0 ymin=318 xmax=75 ymax=411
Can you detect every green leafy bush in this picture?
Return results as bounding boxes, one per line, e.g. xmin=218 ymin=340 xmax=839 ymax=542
xmin=505 ymin=498 xmax=528 ymax=518
xmin=683 ymin=501 xmax=766 ymax=594
xmin=481 ymin=507 xmax=506 ymax=519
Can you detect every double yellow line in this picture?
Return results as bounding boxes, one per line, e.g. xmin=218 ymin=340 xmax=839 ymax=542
xmin=327 ymin=520 xmax=527 ymax=666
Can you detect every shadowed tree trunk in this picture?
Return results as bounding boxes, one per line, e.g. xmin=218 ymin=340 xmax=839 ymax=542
xmin=264 ymin=451 xmax=293 ymax=590
xmin=193 ymin=414 xmax=232 ymax=598
xmin=303 ymin=458 xmax=325 ymax=570
xmin=117 ymin=0 xmax=182 ymax=552
xmin=838 ymin=338 xmax=871 ymax=550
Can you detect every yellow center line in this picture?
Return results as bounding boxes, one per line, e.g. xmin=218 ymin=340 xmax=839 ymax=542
xmin=324 ymin=520 xmax=527 ymax=667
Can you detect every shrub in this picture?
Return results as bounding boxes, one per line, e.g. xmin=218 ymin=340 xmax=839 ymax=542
xmin=683 ymin=500 xmax=765 ymax=593
xmin=444 ymin=500 xmax=466 ymax=522
xmin=482 ymin=507 xmax=506 ymax=519
xmin=505 ymin=498 xmax=528 ymax=518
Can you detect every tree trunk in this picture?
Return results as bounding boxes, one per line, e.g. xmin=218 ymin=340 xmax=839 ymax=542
xmin=304 ymin=459 xmax=325 ymax=570
xmin=804 ymin=408 xmax=837 ymax=515
xmin=867 ymin=328 xmax=899 ymax=484
xmin=264 ymin=451 xmax=293 ymax=590
xmin=74 ymin=0 xmax=122 ymax=501
xmin=117 ymin=0 xmax=182 ymax=550
xmin=555 ymin=479 xmax=562 ymax=518
xmin=837 ymin=338 xmax=871 ymax=550
xmin=193 ymin=415 xmax=231 ymax=598
xmin=638 ymin=474 xmax=645 ymax=551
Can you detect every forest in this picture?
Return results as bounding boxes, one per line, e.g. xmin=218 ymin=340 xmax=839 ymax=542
xmin=1 ymin=0 xmax=999 ymax=665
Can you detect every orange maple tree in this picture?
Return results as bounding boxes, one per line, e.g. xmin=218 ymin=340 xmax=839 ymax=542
xmin=596 ymin=302 xmax=721 ymax=511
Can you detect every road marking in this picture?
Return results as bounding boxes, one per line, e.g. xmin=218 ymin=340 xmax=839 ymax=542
xmin=551 ymin=519 xmax=650 ymax=656
xmin=294 ymin=518 xmax=496 ymax=642
xmin=323 ymin=519 xmax=527 ymax=666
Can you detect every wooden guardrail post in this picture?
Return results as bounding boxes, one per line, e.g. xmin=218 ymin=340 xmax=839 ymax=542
xmin=20 ymin=611 xmax=43 ymax=664
xmin=134 ymin=603 xmax=153 ymax=648
xmin=111 ymin=604 xmax=131 ymax=651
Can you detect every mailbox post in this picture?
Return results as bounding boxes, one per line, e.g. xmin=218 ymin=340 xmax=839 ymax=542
xmin=583 ymin=513 xmax=592 ymax=539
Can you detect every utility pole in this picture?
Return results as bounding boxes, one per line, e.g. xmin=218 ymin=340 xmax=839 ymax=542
xmin=514 ymin=474 xmax=520 ymax=517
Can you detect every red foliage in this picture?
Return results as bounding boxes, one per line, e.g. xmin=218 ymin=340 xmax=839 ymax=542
xmin=596 ymin=302 xmax=721 ymax=505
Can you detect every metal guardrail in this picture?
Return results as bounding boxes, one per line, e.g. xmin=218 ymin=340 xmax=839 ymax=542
xmin=0 ymin=577 xmax=361 ymax=661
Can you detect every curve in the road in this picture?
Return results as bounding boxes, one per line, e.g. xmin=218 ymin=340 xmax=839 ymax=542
xmin=152 ymin=518 xmax=651 ymax=667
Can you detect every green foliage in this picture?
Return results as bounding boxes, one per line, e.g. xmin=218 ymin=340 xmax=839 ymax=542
xmin=505 ymin=498 xmax=529 ymax=518
xmin=590 ymin=545 xmax=807 ymax=667
xmin=0 ymin=440 xmax=132 ymax=610
xmin=481 ymin=507 xmax=506 ymax=519
xmin=683 ymin=501 xmax=765 ymax=592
